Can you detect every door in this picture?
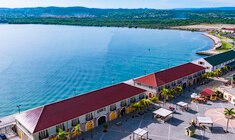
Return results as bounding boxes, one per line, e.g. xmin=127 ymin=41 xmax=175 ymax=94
xmin=98 ymin=116 xmax=106 ymax=126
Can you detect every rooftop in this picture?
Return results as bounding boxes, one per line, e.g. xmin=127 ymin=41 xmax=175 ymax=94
xmin=134 ymin=63 xmax=205 ymax=87
xmin=199 ymin=88 xmax=214 ymax=96
xmin=15 ymin=83 xmax=146 ymax=133
xmin=204 ymin=50 xmax=235 ymax=66
xmin=224 ymin=88 xmax=235 ymax=96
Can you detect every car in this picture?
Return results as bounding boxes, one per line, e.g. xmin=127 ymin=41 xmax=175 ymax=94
xmin=0 ymin=134 xmax=7 ymax=140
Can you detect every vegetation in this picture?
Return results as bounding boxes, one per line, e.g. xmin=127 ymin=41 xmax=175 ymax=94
xmin=57 ymin=129 xmax=69 ymax=140
xmin=217 ymin=41 xmax=234 ymax=52
xmin=132 ymin=101 xmax=143 ymax=115
xmin=103 ymin=123 xmax=108 ymax=132
xmin=176 ymin=85 xmax=183 ymax=95
xmin=1 ymin=7 xmax=235 ymax=29
xmin=161 ymin=88 xmax=174 ymax=104
xmin=72 ymin=124 xmax=82 ymax=139
xmin=150 ymin=96 xmax=159 ymax=103
xmin=224 ymin=108 xmax=235 ymax=133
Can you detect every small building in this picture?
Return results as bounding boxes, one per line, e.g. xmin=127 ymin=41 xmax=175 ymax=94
xmin=221 ymin=28 xmax=235 ymax=34
xmin=199 ymin=88 xmax=216 ymax=101
xmin=14 ymin=83 xmax=147 ymax=140
xmin=220 ymin=88 xmax=235 ymax=105
xmin=192 ymin=50 xmax=235 ymax=72
xmin=133 ymin=63 xmax=205 ymax=94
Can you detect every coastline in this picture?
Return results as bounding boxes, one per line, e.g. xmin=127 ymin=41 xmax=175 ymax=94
xmin=0 ymin=24 xmax=219 ymax=118
xmin=195 ymin=33 xmax=221 ymax=56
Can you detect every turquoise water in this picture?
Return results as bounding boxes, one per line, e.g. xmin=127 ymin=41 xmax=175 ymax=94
xmin=0 ymin=25 xmax=212 ymax=117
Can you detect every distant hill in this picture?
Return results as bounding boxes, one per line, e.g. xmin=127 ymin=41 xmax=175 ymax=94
xmin=0 ymin=6 xmax=234 ymax=29
xmin=174 ymin=7 xmax=235 ymax=11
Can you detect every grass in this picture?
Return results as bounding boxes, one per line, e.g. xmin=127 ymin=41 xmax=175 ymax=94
xmin=216 ymin=41 xmax=234 ymax=52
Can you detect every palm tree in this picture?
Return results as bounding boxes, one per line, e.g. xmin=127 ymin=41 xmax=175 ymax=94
xmin=176 ymin=85 xmax=183 ymax=95
xmin=222 ymin=66 xmax=229 ymax=73
xmin=224 ymin=108 xmax=235 ymax=133
xmin=72 ymin=124 xmax=82 ymax=140
xmin=132 ymin=102 xmax=143 ymax=116
xmin=140 ymin=98 xmax=152 ymax=106
xmin=215 ymin=68 xmax=222 ymax=77
xmin=161 ymin=88 xmax=174 ymax=105
xmin=140 ymin=98 xmax=152 ymax=112
xmin=150 ymin=96 xmax=159 ymax=103
xmin=57 ymin=129 xmax=68 ymax=140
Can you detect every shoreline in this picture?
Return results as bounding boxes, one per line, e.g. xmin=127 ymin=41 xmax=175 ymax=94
xmin=0 ymin=24 xmax=220 ymax=118
xmin=195 ymin=33 xmax=221 ymax=56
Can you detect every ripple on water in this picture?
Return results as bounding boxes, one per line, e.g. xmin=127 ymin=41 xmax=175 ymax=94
xmin=0 ymin=25 xmax=213 ymax=117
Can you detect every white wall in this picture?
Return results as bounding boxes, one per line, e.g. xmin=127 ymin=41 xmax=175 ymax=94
xmin=192 ymin=58 xmax=212 ymax=72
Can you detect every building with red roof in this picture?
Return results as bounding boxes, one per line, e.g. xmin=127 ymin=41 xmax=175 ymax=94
xmin=134 ymin=63 xmax=205 ymax=93
xmin=199 ymin=88 xmax=216 ymax=101
xmin=15 ymin=83 xmax=147 ymax=140
xmin=221 ymin=28 xmax=235 ymax=34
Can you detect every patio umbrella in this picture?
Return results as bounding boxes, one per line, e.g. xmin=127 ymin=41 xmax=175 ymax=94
xmin=191 ymin=93 xmax=198 ymax=98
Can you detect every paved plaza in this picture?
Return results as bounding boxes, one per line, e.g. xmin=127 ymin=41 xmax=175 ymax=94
xmin=80 ymin=76 xmax=235 ymax=140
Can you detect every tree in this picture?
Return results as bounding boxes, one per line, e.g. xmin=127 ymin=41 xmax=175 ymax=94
xmin=57 ymin=129 xmax=69 ymax=140
xmin=72 ymin=124 xmax=82 ymax=139
xmin=224 ymin=108 xmax=235 ymax=133
xmin=140 ymin=98 xmax=152 ymax=107
xmin=132 ymin=101 xmax=143 ymax=115
xmin=140 ymin=98 xmax=152 ymax=112
xmin=222 ymin=66 xmax=229 ymax=72
xmin=176 ymin=85 xmax=183 ymax=95
xmin=161 ymin=88 xmax=174 ymax=105
xmin=150 ymin=96 xmax=159 ymax=103
xmin=215 ymin=68 xmax=222 ymax=77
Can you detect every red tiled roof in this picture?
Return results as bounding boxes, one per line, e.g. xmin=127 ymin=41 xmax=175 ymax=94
xmin=15 ymin=83 xmax=146 ymax=133
xmin=134 ymin=63 xmax=205 ymax=87
xmin=200 ymin=88 xmax=214 ymax=96
xmin=222 ymin=28 xmax=235 ymax=31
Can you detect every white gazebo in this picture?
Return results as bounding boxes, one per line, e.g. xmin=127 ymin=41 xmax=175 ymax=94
xmin=196 ymin=116 xmax=213 ymax=129
xmin=133 ymin=128 xmax=148 ymax=140
xmin=176 ymin=101 xmax=189 ymax=111
xmin=153 ymin=108 xmax=173 ymax=122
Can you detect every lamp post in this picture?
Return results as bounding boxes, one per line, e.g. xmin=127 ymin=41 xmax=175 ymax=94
xmin=16 ymin=105 xmax=21 ymax=114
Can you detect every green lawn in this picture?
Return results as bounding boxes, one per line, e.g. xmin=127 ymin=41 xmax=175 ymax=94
xmin=216 ymin=41 xmax=234 ymax=52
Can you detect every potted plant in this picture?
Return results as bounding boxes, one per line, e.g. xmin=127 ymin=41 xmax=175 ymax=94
xmin=103 ymin=123 xmax=108 ymax=132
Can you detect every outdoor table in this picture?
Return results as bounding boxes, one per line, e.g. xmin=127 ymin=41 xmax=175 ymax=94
xmin=152 ymin=108 xmax=173 ymax=122
xmin=176 ymin=101 xmax=189 ymax=111
xmin=133 ymin=128 xmax=148 ymax=140
xmin=196 ymin=117 xmax=213 ymax=129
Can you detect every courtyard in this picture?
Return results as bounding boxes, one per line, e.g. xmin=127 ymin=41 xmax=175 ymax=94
xmin=79 ymin=74 xmax=235 ymax=140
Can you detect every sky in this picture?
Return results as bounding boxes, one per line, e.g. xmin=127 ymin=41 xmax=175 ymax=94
xmin=0 ymin=0 xmax=235 ymax=9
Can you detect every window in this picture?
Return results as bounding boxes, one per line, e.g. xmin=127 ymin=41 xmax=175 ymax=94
xmin=121 ymin=100 xmax=126 ymax=107
xmin=72 ymin=118 xmax=80 ymax=127
xmin=233 ymin=99 xmax=235 ymax=103
xmin=199 ymin=61 xmax=205 ymax=65
xmin=97 ymin=108 xmax=106 ymax=114
xmin=56 ymin=124 xmax=65 ymax=132
xmin=86 ymin=113 xmax=93 ymax=121
xmin=110 ymin=104 xmax=116 ymax=111
xmin=39 ymin=130 xmax=49 ymax=140
xmin=130 ymin=97 xmax=136 ymax=103
xmin=139 ymin=94 xmax=145 ymax=100
xmin=149 ymin=86 xmax=153 ymax=89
